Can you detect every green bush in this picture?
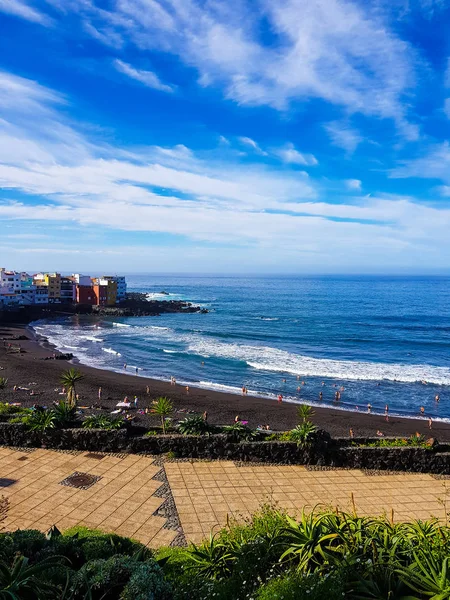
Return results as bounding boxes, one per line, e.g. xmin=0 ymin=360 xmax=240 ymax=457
xmin=82 ymin=414 xmax=123 ymax=430
xmin=0 ymin=529 xmax=47 ymax=563
xmin=256 ymin=570 xmax=345 ymax=600
xmin=70 ymin=555 xmax=170 ymax=599
xmin=222 ymin=423 xmax=257 ymax=442
xmin=177 ymin=415 xmax=214 ymax=436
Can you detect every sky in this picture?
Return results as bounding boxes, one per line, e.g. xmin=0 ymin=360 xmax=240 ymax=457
xmin=1 ymin=0 xmax=450 ymax=274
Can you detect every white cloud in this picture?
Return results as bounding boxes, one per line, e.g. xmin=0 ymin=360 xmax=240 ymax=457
xmin=113 ymin=59 xmax=175 ymax=93
xmin=0 ymin=0 xmax=52 ymax=25
xmin=237 ymin=136 xmax=268 ymax=155
xmin=325 ymin=121 xmax=363 ymax=154
xmin=391 ymin=142 xmax=450 ymax=183
xmin=60 ymin=0 xmax=417 ymax=133
xmin=1 ymin=69 xmax=450 ymax=271
xmin=344 ymin=179 xmax=362 ymax=191
xmin=273 ymin=143 xmax=318 ymax=166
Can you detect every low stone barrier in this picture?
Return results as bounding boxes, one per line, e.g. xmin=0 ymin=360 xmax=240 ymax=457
xmin=0 ymin=422 xmax=449 ymax=474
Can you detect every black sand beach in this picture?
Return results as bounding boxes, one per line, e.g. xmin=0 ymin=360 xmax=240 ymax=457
xmin=0 ymin=324 xmax=449 ymax=440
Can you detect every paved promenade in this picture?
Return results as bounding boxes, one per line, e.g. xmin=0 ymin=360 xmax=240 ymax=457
xmin=0 ymin=447 xmax=447 ymax=546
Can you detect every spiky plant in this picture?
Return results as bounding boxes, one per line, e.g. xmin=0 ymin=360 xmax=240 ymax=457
xmin=60 ymin=368 xmax=84 ymax=408
xmin=150 ymin=397 xmax=173 ymax=434
xmin=0 ymin=377 xmax=8 ymax=390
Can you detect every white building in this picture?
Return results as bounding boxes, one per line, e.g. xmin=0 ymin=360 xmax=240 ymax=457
xmin=0 ymin=268 xmax=21 ymax=292
xmin=72 ymin=273 xmax=93 ymax=287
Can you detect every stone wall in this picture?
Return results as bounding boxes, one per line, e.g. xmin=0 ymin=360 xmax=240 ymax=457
xmin=0 ymin=422 xmax=449 ymax=474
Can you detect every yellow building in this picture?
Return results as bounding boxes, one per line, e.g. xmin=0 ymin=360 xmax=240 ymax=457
xmin=106 ymin=279 xmax=117 ymax=306
xmin=34 ymin=273 xmax=61 ymax=301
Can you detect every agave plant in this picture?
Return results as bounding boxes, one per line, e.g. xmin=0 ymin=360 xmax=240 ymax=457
xmin=60 ymin=368 xmax=84 ymax=408
xmin=188 ymin=533 xmax=236 ymax=580
xmin=53 ymin=401 xmax=77 ymax=427
xmin=397 ymin=548 xmax=450 ymax=598
xmin=222 ymin=423 xmax=257 ymax=442
xmin=0 ymin=377 xmax=8 ymax=390
xmin=21 ymin=410 xmax=57 ymax=432
xmin=288 ymin=421 xmax=317 ymax=447
xmin=82 ymin=414 xmax=123 ymax=430
xmin=280 ymin=511 xmax=340 ymax=573
xmin=150 ymin=397 xmax=173 ymax=434
xmin=0 ymin=554 xmax=65 ymax=599
xmin=177 ymin=415 xmax=212 ymax=436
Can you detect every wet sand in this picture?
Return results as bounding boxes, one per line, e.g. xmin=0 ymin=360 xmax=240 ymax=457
xmin=0 ymin=324 xmax=449 ymax=440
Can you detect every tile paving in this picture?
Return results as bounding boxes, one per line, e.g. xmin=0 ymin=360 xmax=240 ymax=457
xmin=0 ymin=447 xmax=448 ymax=547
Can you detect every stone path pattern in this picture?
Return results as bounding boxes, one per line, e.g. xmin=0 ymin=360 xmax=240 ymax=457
xmin=0 ymin=447 xmax=448 ymax=546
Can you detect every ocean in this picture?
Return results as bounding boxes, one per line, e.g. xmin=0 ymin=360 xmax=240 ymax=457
xmin=32 ymin=275 xmax=450 ymax=420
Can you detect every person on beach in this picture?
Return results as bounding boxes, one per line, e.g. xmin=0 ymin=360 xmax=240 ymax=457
xmin=135 ymin=367 xmax=138 ymax=375
xmin=376 ymin=430 xmax=384 ymax=437
xmin=146 ymin=386 xmax=150 ymax=395
xmin=367 ymin=403 xmax=372 ymax=413
xmin=185 ymin=386 xmax=189 ymax=395
xmin=98 ymin=387 xmax=102 ymax=401
xmin=134 ymin=396 xmax=138 ymax=408
xmin=349 ymin=428 xmax=354 ymax=438
xmin=202 ymin=411 xmax=208 ymax=422
xmin=242 ymin=386 xmax=246 ymax=396
xmin=420 ymin=406 xmax=425 ymax=415
xmin=124 ymin=363 xmax=127 ymax=370
xmin=319 ymin=391 xmax=323 ymax=400
xmin=234 ymin=415 xmax=241 ymax=423
xmin=385 ymin=404 xmax=389 ymax=422
xmin=335 ymin=391 xmax=340 ymax=401
xmin=277 ymin=394 xmax=283 ymax=403
xmin=429 ymin=417 xmax=433 ymax=429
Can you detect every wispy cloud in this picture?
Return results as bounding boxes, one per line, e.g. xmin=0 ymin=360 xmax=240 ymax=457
xmin=0 ymin=0 xmax=52 ymax=25
xmin=1 ymin=69 xmax=449 ymax=271
xmin=113 ymin=59 xmax=175 ymax=93
xmin=345 ymin=179 xmax=362 ymax=191
xmin=325 ymin=121 xmax=363 ymax=154
xmin=273 ymin=143 xmax=318 ymax=166
xmin=56 ymin=0 xmax=417 ymax=134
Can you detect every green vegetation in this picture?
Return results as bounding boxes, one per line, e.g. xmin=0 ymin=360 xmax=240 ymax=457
xmin=82 ymin=414 xmax=123 ymax=430
xmin=177 ymin=415 xmax=214 ymax=436
xmin=222 ymin=422 xmax=257 ymax=442
xmin=150 ymin=397 xmax=173 ymax=434
xmin=0 ymin=377 xmax=8 ymax=390
xmin=0 ymin=402 xmax=31 ymax=416
xmin=357 ymin=433 xmax=432 ymax=448
xmin=4 ymin=506 xmax=450 ymax=598
xmin=60 ymin=368 xmax=84 ymax=408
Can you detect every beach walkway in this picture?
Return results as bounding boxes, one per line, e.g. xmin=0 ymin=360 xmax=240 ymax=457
xmin=0 ymin=447 xmax=448 ymax=546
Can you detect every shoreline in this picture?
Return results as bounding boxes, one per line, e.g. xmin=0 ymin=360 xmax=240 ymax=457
xmin=1 ymin=322 xmax=450 ymax=440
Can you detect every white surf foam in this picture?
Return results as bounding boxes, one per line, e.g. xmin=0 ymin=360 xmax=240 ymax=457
xmin=102 ymin=347 xmax=122 ymax=356
xmin=163 ymin=349 xmax=177 ymax=353
xmin=186 ymin=338 xmax=450 ymax=386
xmin=81 ymin=335 xmax=104 ymax=342
xmin=112 ymin=322 xmax=131 ymax=328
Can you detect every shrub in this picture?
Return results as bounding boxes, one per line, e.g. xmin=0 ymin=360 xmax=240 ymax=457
xmin=53 ymin=401 xmax=77 ymax=426
xmin=0 ymin=529 xmax=47 ymax=563
xmin=82 ymin=414 xmax=123 ymax=430
xmin=16 ymin=409 xmax=57 ymax=431
xmin=256 ymin=570 xmax=345 ymax=600
xmin=286 ymin=421 xmax=318 ymax=446
xmin=0 ymin=377 xmax=8 ymax=390
xmin=222 ymin=423 xmax=257 ymax=442
xmin=177 ymin=415 xmax=212 ymax=436
xmin=70 ymin=555 xmax=171 ymax=599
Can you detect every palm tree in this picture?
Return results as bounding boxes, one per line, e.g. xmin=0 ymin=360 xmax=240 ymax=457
xmin=60 ymin=368 xmax=84 ymax=408
xmin=150 ymin=396 xmax=173 ymax=434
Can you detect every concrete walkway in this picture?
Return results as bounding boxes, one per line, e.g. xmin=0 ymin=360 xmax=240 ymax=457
xmin=0 ymin=447 xmax=448 ymax=547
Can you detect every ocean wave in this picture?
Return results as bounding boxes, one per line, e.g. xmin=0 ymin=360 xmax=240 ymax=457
xmin=260 ymin=317 xmax=279 ymax=321
xmin=186 ymin=338 xmax=450 ymax=385
xmin=81 ymin=335 xmax=104 ymax=342
xmin=163 ymin=349 xmax=177 ymax=353
xmin=102 ymin=347 xmax=122 ymax=356
xmin=112 ymin=322 xmax=131 ymax=328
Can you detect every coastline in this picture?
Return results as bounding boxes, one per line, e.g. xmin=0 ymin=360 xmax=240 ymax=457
xmin=1 ymin=322 xmax=450 ymax=440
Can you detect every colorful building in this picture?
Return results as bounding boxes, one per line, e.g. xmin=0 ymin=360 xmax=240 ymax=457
xmin=34 ymin=273 xmax=61 ymax=303
xmin=60 ymin=277 xmax=75 ymax=303
xmin=103 ymin=275 xmax=126 ymax=302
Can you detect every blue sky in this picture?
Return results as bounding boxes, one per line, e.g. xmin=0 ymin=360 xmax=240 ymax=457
xmin=1 ymin=0 xmax=450 ymax=273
